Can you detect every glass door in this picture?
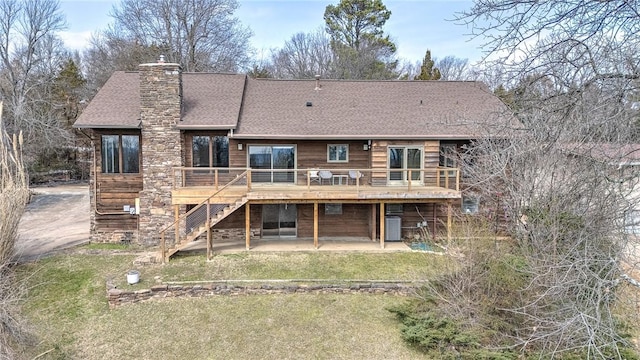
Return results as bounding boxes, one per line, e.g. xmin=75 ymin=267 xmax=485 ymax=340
xmin=389 ymin=147 xmax=404 ymax=181
xmin=272 ymin=146 xmax=295 ymax=183
xmin=388 ymin=146 xmax=423 ymax=184
xmin=249 ymin=145 xmax=296 ymax=183
xmin=262 ymin=204 xmax=297 ymax=237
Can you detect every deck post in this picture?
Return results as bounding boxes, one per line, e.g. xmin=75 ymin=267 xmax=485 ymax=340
xmin=445 ymin=170 xmax=450 ymax=189
xmin=370 ymin=204 xmax=376 ymax=241
xmin=380 ymin=202 xmax=385 ymax=249
xmin=314 ymin=202 xmax=319 ymax=249
xmin=433 ymin=203 xmax=437 ymax=240
xmin=447 ymin=201 xmax=452 ymax=244
xmin=174 ymin=205 xmax=179 ymax=247
xmin=245 ymin=202 xmax=251 ymax=250
xmin=206 ymin=199 xmax=212 ymax=261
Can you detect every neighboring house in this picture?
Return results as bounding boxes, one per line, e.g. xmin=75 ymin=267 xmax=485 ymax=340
xmin=74 ymin=59 xmax=515 ymax=261
xmin=564 ymin=143 xmax=640 ymax=234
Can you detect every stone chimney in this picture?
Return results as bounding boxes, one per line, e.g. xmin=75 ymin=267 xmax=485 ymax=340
xmin=137 ymin=58 xmax=183 ymax=246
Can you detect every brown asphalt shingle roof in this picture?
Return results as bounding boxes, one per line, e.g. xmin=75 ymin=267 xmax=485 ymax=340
xmin=235 ymin=78 xmax=515 ymax=139
xmin=75 ymin=70 xmax=516 ymax=139
xmin=75 ymin=71 xmax=140 ymax=128
xmin=181 ymin=73 xmax=246 ymax=128
xmin=74 ymin=72 xmax=246 ymax=129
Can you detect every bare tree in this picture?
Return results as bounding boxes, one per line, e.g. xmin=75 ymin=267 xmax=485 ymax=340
xmin=269 ymin=29 xmax=335 ymax=79
xmin=445 ymin=1 xmax=640 ymax=357
xmin=83 ymin=32 xmax=167 ymax=93
xmin=0 ymin=0 xmax=74 ymax=166
xmin=107 ymin=0 xmax=252 ymax=73
xmin=435 ymin=55 xmax=471 ymax=81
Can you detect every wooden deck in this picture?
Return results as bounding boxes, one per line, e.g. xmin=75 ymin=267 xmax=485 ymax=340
xmin=172 ymin=183 xmax=461 ymax=205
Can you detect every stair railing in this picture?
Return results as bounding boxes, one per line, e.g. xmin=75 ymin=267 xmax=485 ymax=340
xmin=159 ymin=170 xmax=250 ymax=263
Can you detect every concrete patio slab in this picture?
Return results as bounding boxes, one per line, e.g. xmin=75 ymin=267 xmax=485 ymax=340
xmin=178 ymin=237 xmax=412 ymax=255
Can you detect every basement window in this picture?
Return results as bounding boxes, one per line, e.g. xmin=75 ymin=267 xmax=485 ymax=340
xmin=385 ymin=204 xmax=403 ymax=215
xmin=462 ymin=196 xmax=479 ymax=214
xmin=325 ymin=204 xmax=343 ymax=215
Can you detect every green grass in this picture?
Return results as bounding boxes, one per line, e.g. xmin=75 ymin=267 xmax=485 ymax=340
xmin=16 ymin=252 xmax=444 ymax=359
xmin=117 ymin=251 xmax=449 ymax=289
xmin=79 ymin=242 xmax=141 ymax=251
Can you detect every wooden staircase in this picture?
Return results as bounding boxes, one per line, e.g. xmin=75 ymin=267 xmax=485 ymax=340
xmin=159 ymin=170 xmax=250 ymax=263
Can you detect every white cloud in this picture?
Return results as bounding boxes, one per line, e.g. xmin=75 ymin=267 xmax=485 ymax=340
xmin=58 ymin=30 xmax=93 ymax=51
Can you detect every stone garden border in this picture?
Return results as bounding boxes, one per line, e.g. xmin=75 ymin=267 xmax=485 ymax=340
xmin=106 ymin=280 xmax=424 ymax=308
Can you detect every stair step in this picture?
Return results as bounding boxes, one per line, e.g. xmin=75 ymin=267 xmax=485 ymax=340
xmin=162 ymin=196 xmax=249 ymax=261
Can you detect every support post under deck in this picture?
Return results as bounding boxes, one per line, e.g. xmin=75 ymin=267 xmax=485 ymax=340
xmin=245 ymin=202 xmax=251 ymax=250
xmin=314 ymin=202 xmax=319 ymax=249
xmin=379 ymin=202 xmax=385 ymax=249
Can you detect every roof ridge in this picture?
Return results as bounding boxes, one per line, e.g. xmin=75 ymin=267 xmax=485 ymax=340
xmin=251 ymin=78 xmax=481 ymax=84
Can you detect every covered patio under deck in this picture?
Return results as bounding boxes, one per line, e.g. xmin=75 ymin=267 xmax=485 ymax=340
xmin=177 ymin=237 xmax=414 ymax=255
xmin=161 ymin=167 xmax=461 ymax=261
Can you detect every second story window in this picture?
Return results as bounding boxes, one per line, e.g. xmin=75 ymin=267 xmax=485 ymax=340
xmin=101 ymin=134 xmax=139 ymax=173
xmin=192 ymin=136 xmax=229 ymax=167
xmin=440 ymin=144 xmax=457 ymax=168
xmin=328 ymin=144 xmax=348 ymax=162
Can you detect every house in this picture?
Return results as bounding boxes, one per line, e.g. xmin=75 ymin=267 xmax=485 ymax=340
xmin=562 ymin=143 xmax=640 ymax=234
xmin=74 ymin=59 xmax=515 ymax=261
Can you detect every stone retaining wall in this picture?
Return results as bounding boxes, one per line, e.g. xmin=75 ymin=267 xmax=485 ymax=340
xmin=107 ymin=282 xmax=418 ymax=308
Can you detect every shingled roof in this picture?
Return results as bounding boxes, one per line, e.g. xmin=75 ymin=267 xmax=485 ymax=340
xmin=235 ymin=78 xmax=514 ymax=140
xmin=74 ymin=72 xmax=246 ymax=129
xmin=75 ymin=71 xmax=140 ymax=128
xmin=75 ymin=71 xmax=515 ymax=139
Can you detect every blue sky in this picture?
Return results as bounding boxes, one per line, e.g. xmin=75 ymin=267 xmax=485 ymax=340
xmin=59 ymin=0 xmax=486 ymax=64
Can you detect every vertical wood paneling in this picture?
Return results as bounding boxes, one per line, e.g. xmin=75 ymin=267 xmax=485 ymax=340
xmin=370 ymin=140 xmax=388 ymax=186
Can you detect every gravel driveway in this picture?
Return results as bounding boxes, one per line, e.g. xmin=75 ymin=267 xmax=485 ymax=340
xmin=15 ymin=184 xmax=90 ymax=261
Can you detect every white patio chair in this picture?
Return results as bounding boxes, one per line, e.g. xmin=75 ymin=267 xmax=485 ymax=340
xmin=348 ymin=170 xmax=363 ymax=185
xmin=318 ymin=170 xmax=333 ymax=185
xmin=309 ymin=170 xmax=321 ymax=184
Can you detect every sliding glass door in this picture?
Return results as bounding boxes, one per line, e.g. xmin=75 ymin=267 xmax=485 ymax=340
xmin=388 ymin=146 xmax=423 ymax=184
xmin=262 ymin=204 xmax=297 ymax=237
xmin=249 ymin=145 xmax=296 ymax=183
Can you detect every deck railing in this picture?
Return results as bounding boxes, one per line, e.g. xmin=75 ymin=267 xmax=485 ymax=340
xmin=173 ymin=167 xmax=460 ymax=192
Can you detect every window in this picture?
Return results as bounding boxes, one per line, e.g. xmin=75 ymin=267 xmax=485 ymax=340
xmin=192 ymin=135 xmax=229 ymax=167
xmin=325 ymin=203 xmax=343 ymax=215
xmin=249 ymin=145 xmax=296 ymax=183
xmin=388 ymin=146 xmax=422 ymax=182
xmin=385 ymin=204 xmax=403 ymax=215
xmin=462 ymin=196 xmax=479 ymax=214
xmin=624 ymin=210 xmax=640 ymax=234
xmin=328 ymin=144 xmax=348 ymax=162
xmin=440 ymin=144 xmax=457 ymax=168
xmin=101 ymin=134 xmax=139 ymax=173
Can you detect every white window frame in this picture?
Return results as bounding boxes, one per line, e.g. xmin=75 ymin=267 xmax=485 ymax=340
xmin=327 ymin=144 xmax=349 ymax=163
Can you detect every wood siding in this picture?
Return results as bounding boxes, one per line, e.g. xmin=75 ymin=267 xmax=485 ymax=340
xmin=93 ymin=129 xmax=143 ymax=231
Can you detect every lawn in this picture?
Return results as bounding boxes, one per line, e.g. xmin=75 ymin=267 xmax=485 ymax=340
xmin=15 ymin=250 xmax=445 ymax=359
